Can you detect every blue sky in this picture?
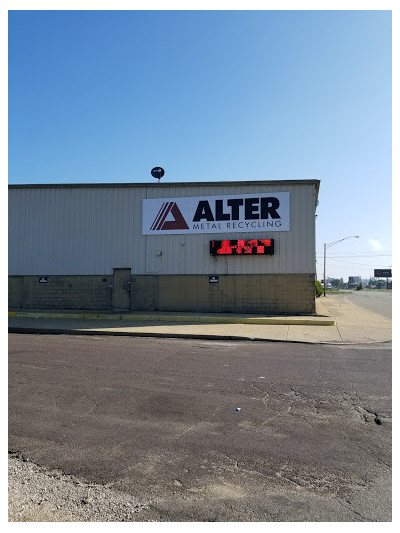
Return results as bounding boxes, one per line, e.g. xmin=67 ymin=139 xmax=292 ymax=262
xmin=8 ymin=8 xmax=392 ymax=280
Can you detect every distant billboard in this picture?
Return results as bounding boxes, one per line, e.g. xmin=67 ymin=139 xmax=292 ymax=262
xmin=374 ymin=269 xmax=392 ymax=278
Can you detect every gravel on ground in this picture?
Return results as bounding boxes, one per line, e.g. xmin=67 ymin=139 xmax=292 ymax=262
xmin=8 ymin=453 xmax=153 ymax=522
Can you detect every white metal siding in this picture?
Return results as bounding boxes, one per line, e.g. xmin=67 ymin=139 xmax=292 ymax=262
xmin=9 ymin=182 xmax=318 ymax=275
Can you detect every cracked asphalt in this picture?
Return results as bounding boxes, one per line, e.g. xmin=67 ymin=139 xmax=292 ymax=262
xmin=8 ymin=334 xmax=391 ymax=521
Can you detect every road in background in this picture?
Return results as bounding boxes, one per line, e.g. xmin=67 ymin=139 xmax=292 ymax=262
xmin=9 ymin=333 xmax=392 ymax=522
xmin=344 ymin=291 xmax=392 ymax=319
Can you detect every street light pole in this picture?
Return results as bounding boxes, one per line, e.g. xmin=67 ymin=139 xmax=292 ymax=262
xmin=323 ymin=242 xmax=327 ymax=297
xmin=323 ymin=235 xmax=359 ymax=297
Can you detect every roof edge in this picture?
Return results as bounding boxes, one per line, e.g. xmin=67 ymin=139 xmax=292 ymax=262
xmin=9 ymin=179 xmax=321 ymax=190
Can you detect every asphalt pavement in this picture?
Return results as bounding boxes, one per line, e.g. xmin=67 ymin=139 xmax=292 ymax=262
xmin=8 ymin=292 xmax=392 ymax=522
xmin=8 ymin=292 xmax=392 ymax=344
xmin=9 ymin=333 xmax=392 ymax=521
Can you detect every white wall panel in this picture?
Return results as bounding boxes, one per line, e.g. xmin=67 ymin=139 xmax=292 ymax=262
xmin=9 ymin=181 xmax=319 ymax=275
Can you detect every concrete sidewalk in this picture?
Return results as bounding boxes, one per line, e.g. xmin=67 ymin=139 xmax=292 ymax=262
xmin=8 ymin=293 xmax=391 ymax=344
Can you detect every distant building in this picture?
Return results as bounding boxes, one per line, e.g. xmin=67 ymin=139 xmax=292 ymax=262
xmin=348 ymin=276 xmax=361 ymax=288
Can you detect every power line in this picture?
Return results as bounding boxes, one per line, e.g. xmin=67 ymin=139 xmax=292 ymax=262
xmin=317 ymin=251 xmax=391 ymax=257
xmin=318 ymin=257 xmax=391 ymax=267
xmin=316 ymin=254 xmax=392 ymax=259
xmin=316 ymin=251 xmax=391 ymax=256
xmin=316 ymin=246 xmax=392 ymax=254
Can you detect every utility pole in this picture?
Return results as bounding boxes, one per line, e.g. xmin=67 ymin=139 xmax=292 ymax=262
xmin=323 ymin=236 xmax=359 ymax=297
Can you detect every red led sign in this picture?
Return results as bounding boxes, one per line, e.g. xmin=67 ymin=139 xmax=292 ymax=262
xmin=210 ymin=239 xmax=274 ymax=256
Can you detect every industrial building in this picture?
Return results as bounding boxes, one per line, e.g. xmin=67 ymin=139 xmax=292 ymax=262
xmin=8 ymin=179 xmax=320 ymax=314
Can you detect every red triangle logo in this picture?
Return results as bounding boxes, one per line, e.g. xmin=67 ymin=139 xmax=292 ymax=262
xmin=150 ymin=202 xmax=189 ymax=231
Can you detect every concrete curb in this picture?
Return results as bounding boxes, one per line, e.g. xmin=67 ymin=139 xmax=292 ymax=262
xmin=8 ymin=293 xmax=391 ymax=345
xmin=6 ymin=326 xmax=332 ymax=344
xmin=7 ymin=325 xmax=390 ymax=345
xmin=8 ymin=311 xmax=335 ymax=326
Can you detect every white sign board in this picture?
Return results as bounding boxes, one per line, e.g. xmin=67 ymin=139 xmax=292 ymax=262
xmin=143 ymin=192 xmax=290 ymax=235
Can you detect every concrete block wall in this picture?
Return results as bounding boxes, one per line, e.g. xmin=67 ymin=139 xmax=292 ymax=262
xmin=131 ymin=276 xmax=158 ymax=311
xmin=9 ymin=273 xmax=316 ymax=314
xmin=9 ymin=275 xmax=113 ymax=310
xmin=8 ymin=277 xmax=23 ymax=308
xmin=157 ymin=274 xmax=316 ymax=314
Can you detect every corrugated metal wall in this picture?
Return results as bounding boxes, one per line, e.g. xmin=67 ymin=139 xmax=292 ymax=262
xmin=8 ymin=181 xmax=318 ymax=275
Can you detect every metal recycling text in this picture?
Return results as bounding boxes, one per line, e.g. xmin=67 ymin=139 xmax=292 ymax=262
xmin=143 ymin=192 xmax=290 ymax=235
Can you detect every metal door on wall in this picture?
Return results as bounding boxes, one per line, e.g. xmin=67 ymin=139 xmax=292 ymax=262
xmin=113 ymin=268 xmax=131 ymax=311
